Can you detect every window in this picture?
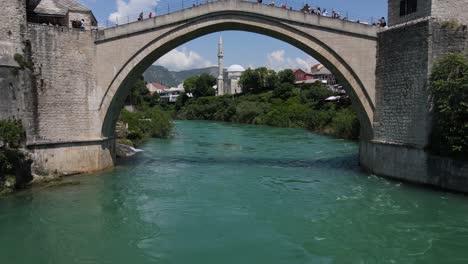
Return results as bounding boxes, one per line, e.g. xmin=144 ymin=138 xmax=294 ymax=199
xmin=400 ymin=0 xmax=418 ymax=16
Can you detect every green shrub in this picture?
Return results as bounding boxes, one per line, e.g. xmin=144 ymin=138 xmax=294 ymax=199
xmin=120 ymin=107 xmax=173 ymax=144
xmin=0 ymin=120 xmax=25 ymax=148
xmin=328 ymin=108 xmax=360 ymax=139
xmin=234 ymin=101 xmax=268 ymax=124
xmin=429 ymin=54 xmax=468 ymax=157
xmin=117 ymin=138 xmax=135 ymax=147
xmin=272 ymin=83 xmax=295 ymax=100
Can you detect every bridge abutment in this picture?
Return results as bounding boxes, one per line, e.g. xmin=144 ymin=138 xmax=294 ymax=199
xmin=29 ymin=139 xmax=116 ymax=175
xmin=360 ymin=1 xmax=468 ymax=192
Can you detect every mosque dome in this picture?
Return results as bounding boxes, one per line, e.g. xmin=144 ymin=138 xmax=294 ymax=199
xmin=227 ymin=64 xmax=245 ymax=72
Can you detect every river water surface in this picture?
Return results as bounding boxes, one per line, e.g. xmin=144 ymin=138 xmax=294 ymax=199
xmin=1 ymin=121 xmax=468 ymax=263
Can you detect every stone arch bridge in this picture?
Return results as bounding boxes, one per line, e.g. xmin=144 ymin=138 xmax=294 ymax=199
xmin=1 ymin=0 xmax=467 ymax=191
xmin=95 ymin=0 xmax=379 ymax=140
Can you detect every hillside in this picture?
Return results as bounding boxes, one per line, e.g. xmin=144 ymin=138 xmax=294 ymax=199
xmin=143 ymin=65 xmax=219 ymax=87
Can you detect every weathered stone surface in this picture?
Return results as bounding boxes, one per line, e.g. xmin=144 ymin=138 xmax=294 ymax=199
xmin=388 ymin=0 xmax=468 ymax=26
xmin=373 ymin=20 xmax=431 ymax=147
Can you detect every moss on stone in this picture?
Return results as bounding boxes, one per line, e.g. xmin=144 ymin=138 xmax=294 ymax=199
xmin=13 ymin=53 xmax=33 ymax=70
xmin=440 ymin=20 xmax=465 ymax=30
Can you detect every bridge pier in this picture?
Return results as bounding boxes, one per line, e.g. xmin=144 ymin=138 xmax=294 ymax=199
xmin=28 ymin=139 xmax=116 ymax=175
xmin=360 ymin=141 xmax=468 ymax=193
xmin=360 ymin=0 xmax=468 ymax=192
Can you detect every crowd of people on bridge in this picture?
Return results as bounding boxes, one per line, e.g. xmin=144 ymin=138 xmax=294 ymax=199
xmin=256 ymin=0 xmax=386 ymax=27
xmin=129 ymin=1 xmax=386 ymax=29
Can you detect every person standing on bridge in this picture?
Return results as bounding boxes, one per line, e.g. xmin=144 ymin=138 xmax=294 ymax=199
xmin=379 ymin=17 xmax=387 ymax=27
xmin=148 ymin=12 xmax=153 ymax=19
xmin=138 ymin=12 xmax=143 ymax=21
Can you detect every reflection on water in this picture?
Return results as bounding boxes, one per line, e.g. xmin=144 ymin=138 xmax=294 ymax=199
xmin=1 ymin=121 xmax=467 ymax=264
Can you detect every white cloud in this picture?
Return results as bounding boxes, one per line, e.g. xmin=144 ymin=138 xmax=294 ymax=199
xmin=109 ymin=0 xmax=159 ymax=22
xmin=266 ymin=49 xmax=318 ymax=71
xmin=155 ymin=47 xmax=213 ymax=71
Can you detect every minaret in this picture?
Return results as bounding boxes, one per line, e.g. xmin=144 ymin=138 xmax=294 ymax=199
xmin=217 ymin=34 xmax=224 ymax=96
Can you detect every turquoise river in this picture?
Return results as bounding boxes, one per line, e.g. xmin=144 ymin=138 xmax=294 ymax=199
xmin=1 ymin=121 xmax=468 ymax=263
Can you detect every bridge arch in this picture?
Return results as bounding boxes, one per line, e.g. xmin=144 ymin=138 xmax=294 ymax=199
xmin=96 ymin=1 xmax=378 ymax=140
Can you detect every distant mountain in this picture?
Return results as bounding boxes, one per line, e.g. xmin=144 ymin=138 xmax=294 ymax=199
xmin=143 ymin=65 xmax=219 ymax=87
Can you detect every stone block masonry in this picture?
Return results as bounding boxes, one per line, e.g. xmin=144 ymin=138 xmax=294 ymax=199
xmin=0 ymin=0 xmax=26 ymax=43
xmin=26 ymin=24 xmax=102 ymax=142
xmin=373 ymin=20 xmax=431 ymax=147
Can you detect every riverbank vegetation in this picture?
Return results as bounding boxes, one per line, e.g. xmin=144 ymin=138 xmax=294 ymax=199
xmin=117 ymin=78 xmax=173 ymax=147
xmin=0 ymin=120 xmax=32 ymax=195
xmin=429 ymin=54 xmax=468 ymax=158
xmin=176 ymin=68 xmax=360 ymax=140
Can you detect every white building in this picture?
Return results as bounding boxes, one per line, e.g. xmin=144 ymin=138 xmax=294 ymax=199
xmin=216 ymin=34 xmax=245 ymax=96
xmin=146 ymin=82 xmax=184 ymax=103
xmin=224 ymin=64 xmax=245 ymax=95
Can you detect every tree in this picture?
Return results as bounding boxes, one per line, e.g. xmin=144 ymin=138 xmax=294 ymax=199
xmin=126 ymin=78 xmax=154 ymax=109
xmin=239 ymin=68 xmax=259 ymax=93
xmin=429 ymin=54 xmax=468 ymax=157
xmin=272 ymin=83 xmax=295 ymax=100
xmin=257 ymin=67 xmax=278 ymax=92
xmin=299 ymin=82 xmax=334 ymax=105
xmin=183 ymin=76 xmax=198 ymax=94
xmin=240 ymin=67 xmax=277 ymax=93
xmin=175 ymin=92 xmax=189 ymax=111
xmin=184 ymin=73 xmax=216 ymax=98
xmin=277 ymin=69 xmax=296 ymax=85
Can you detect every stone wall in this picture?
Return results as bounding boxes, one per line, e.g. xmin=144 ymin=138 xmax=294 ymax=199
xmin=29 ymin=138 xmax=115 ymax=175
xmin=360 ymin=141 xmax=468 ymax=193
xmin=26 ymin=24 xmax=102 ymax=143
xmin=388 ymin=0 xmax=432 ymax=26
xmin=432 ymin=0 xmax=468 ymax=25
xmin=429 ymin=21 xmax=468 ymax=67
xmin=373 ymin=20 xmax=431 ymax=147
xmin=0 ymin=0 xmax=26 ymax=42
xmin=0 ymin=0 xmax=39 ymax=140
xmin=363 ymin=17 xmax=468 ymax=192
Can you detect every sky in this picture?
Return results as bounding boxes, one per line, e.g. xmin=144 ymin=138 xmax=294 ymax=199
xmin=80 ymin=0 xmax=387 ymax=71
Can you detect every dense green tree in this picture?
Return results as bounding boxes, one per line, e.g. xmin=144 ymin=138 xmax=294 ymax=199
xmin=239 ymin=68 xmax=260 ymax=93
xmin=183 ymin=76 xmax=198 ymax=94
xmin=429 ymin=54 xmax=468 ymax=157
xmin=272 ymin=83 xmax=295 ymax=100
xmin=184 ymin=73 xmax=216 ymax=98
xmin=257 ymin=67 xmax=278 ymax=92
xmin=299 ymin=83 xmax=334 ymax=105
xmin=175 ymin=92 xmax=190 ymax=111
xmin=277 ymin=69 xmax=296 ymax=85
xmin=240 ymin=67 xmax=277 ymax=93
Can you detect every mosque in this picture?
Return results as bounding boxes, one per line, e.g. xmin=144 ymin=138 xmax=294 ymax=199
xmin=216 ymin=35 xmax=245 ymax=96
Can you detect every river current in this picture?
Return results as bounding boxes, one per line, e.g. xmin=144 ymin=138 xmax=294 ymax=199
xmin=1 ymin=121 xmax=468 ymax=263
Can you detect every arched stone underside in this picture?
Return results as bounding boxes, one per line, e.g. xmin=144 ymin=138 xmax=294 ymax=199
xmin=96 ymin=1 xmax=379 ymax=140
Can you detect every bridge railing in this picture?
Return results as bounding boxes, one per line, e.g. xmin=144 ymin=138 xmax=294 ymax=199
xmin=99 ymin=0 xmax=376 ymax=29
xmin=242 ymin=0 xmax=375 ymax=24
xmin=101 ymin=0 xmax=220 ymax=28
